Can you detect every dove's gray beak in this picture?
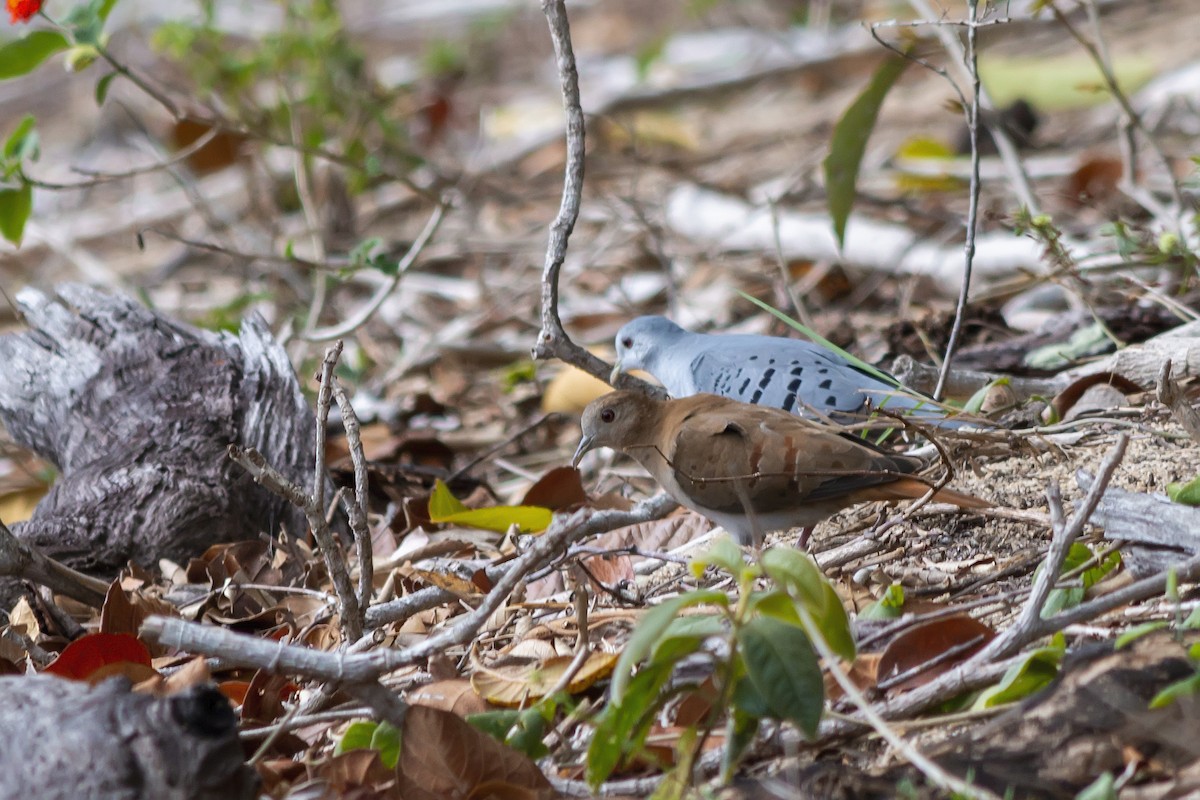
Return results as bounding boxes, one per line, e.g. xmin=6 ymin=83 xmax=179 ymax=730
xmin=609 ymin=359 xmax=624 ymax=385
xmin=572 ymin=435 xmax=594 ymax=468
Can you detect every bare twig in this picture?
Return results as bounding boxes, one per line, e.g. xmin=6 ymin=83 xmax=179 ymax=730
xmin=529 ymin=0 xmax=659 ymax=395
xmin=934 ymin=0 xmax=981 ymax=401
xmin=1049 ymin=0 xmax=1187 ymax=219
xmin=300 ymin=201 xmax=448 ymax=342
xmin=331 ymin=377 xmax=373 ymax=610
xmin=904 ymin=0 xmax=1040 ymax=213
xmin=976 ymin=434 xmax=1128 ymax=661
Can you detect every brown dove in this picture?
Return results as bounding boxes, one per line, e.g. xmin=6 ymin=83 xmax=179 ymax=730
xmin=573 ymin=391 xmax=988 ymax=546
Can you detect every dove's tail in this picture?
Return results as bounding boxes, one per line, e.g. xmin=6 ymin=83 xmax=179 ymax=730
xmin=858 ymin=478 xmax=991 ymax=509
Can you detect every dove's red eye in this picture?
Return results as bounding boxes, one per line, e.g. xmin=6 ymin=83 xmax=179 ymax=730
xmin=621 ymin=337 xmax=633 ymax=348
xmin=600 ymin=409 xmax=615 ymax=423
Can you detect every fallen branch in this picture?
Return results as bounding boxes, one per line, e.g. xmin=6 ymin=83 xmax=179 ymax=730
xmin=141 ymin=494 xmax=678 ymax=683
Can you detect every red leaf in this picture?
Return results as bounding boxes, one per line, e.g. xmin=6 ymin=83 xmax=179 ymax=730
xmin=44 ymin=633 xmax=153 ymax=681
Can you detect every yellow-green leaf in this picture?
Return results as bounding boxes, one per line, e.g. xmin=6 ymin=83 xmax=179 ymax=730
xmin=427 ymin=479 xmax=551 ymax=534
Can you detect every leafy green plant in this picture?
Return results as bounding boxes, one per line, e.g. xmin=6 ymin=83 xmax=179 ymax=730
xmin=0 ymin=0 xmax=121 ymax=244
xmin=151 ymin=0 xmax=413 ymax=191
xmin=584 ymin=538 xmax=855 ymax=787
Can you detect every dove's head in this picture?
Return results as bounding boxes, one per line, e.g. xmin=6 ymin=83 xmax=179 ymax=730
xmin=611 ymin=316 xmax=685 ymax=383
xmin=573 ymin=391 xmax=660 ymax=467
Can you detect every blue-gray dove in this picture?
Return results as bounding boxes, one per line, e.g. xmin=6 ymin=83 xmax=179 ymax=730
xmin=573 ymin=391 xmax=989 ymax=546
xmin=612 ymin=316 xmax=961 ymax=426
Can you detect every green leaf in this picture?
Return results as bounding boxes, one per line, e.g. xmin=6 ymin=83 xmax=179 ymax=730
xmin=861 ymin=583 xmax=906 ymax=621
xmin=973 ymin=637 xmax=1065 ymax=709
xmin=64 ymin=2 xmax=104 ymax=46
xmin=98 ymin=0 xmax=120 ymax=21
xmin=503 ymin=706 xmax=552 ymax=760
xmin=333 ymin=719 xmax=401 ymax=768
xmin=813 ymin=581 xmax=856 ymax=661
xmin=468 ymin=709 xmax=521 ymax=741
xmin=1114 ymin=620 xmax=1170 ymax=649
xmin=1041 ymin=544 xmax=1121 ymax=618
xmin=691 ymin=535 xmax=747 ymax=579
xmin=427 ymin=479 xmax=551 ymax=534
xmin=369 ymin=721 xmax=401 ymax=768
xmin=4 ymin=114 xmax=39 ymax=163
xmin=64 ymin=44 xmax=100 ymax=73
xmin=611 ymin=589 xmax=728 ymax=699
xmin=587 ymin=660 xmax=674 ymax=787
xmin=721 ymin=705 xmax=761 ymax=783
xmin=739 ymin=616 xmax=824 ymax=737
xmin=1074 ymin=771 xmax=1116 ymax=800
xmin=95 ymin=72 xmax=117 ymax=106
xmin=1182 ymin=605 xmax=1200 ymax=630
xmin=823 ymin=54 xmax=908 ymax=248
xmin=1150 ymin=672 xmax=1200 ymax=709
xmin=1167 ymin=475 xmax=1200 ymax=506
xmin=0 ymin=32 xmax=71 ymax=81
xmin=333 ymin=720 xmax=379 ymax=756
xmin=0 ymin=182 xmax=33 ymax=247
xmin=760 ymin=546 xmax=828 ymax=611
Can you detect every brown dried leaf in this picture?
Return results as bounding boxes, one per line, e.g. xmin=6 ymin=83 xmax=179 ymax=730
xmin=313 ymin=749 xmax=394 ymax=794
xmin=520 ymin=466 xmax=588 ymax=511
xmin=877 ymin=615 xmax=995 ymax=692
xmin=395 ymin=704 xmax=555 ymax=800
xmin=408 ymin=679 xmax=491 ymax=717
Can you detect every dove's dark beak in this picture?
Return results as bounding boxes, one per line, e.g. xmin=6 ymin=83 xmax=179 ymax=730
xmin=572 ymin=435 xmax=595 ymax=468
xmin=609 ymin=359 xmax=624 ymax=385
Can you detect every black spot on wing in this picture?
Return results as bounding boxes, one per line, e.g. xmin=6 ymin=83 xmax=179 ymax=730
xmin=781 ymin=377 xmax=802 ymax=411
xmin=748 ymin=368 xmax=775 ymax=405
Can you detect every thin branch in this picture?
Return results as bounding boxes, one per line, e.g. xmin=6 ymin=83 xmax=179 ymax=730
xmin=905 ymin=0 xmax=1041 ymax=213
xmin=0 ymin=519 xmax=109 ymax=607
xmin=934 ymin=0 xmax=981 ymax=401
xmin=976 ymin=433 xmax=1129 ymax=661
xmin=141 ymin=494 xmax=678 ymax=683
xmin=529 ymin=0 xmax=659 ymax=395
xmin=331 ymin=376 xmax=373 ymax=610
xmin=1050 ymin=0 xmax=1187 ymax=218
xmin=300 ymin=201 xmax=449 ymax=342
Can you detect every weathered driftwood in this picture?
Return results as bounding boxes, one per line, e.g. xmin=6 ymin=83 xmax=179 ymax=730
xmin=0 ymin=675 xmax=256 ymax=799
xmin=0 ymin=285 xmax=316 ymax=580
xmin=1077 ymin=469 xmax=1200 ymax=576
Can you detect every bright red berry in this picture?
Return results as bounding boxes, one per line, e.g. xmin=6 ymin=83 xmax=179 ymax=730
xmin=7 ymin=0 xmax=42 ymax=23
